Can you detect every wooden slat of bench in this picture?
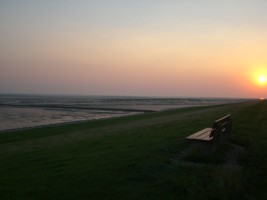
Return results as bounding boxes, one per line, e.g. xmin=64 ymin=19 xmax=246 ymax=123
xmin=214 ymin=114 xmax=231 ymax=123
xmin=186 ymin=128 xmax=213 ymax=141
xmin=186 ymin=128 xmax=210 ymax=139
xmin=196 ymin=130 xmax=213 ymax=141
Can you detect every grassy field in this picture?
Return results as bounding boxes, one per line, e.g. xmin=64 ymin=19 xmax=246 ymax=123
xmin=0 ymin=101 xmax=267 ymax=200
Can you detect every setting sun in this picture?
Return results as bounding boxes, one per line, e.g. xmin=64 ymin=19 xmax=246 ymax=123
xmin=258 ymin=75 xmax=267 ymax=84
xmin=251 ymin=68 xmax=267 ymax=87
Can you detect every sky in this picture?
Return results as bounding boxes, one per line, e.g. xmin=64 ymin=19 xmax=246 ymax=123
xmin=1 ymin=0 xmax=267 ymax=98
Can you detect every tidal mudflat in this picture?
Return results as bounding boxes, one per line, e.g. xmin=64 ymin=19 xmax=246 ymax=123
xmin=0 ymin=95 xmax=248 ymax=131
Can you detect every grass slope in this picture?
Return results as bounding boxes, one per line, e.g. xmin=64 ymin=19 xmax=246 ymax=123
xmin=0 ymin=101 xmax=266 ymax=199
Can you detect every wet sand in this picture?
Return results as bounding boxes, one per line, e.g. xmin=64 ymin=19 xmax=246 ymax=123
xmin=0 ymin=106 xmax=139 ymax=132
xmin=0 ymin=95 xmax=249 ymax=132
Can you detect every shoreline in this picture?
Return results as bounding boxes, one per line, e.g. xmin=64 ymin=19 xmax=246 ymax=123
xmin=0 ymin=103 xmax=155 ymax=113
xmin=0 ymin=104 xmax=208 ymax=134
xmin=0 ymin=112 xmax=145 ymax=134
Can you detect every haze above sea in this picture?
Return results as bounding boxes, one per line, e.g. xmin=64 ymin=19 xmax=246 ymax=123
xmin=0 ymin=94 xmax=251 ymax=132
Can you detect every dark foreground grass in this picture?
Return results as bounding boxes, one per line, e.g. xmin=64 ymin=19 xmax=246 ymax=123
xmin=0 ymin=101 xmax=267 ymax=199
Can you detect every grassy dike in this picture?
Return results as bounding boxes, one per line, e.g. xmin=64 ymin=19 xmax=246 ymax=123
xmin=0 ymin=101 xmax=267 ymax=199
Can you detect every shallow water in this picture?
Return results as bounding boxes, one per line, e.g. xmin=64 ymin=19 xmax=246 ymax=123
xmin=0 ymin=95 xmax=248 ymax=131
xmin=0 ymin=106 xmax=138 ymax=131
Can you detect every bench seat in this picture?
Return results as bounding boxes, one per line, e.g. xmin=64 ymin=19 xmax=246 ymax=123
xmin=186 ymin=128 xmax=213 ymax=141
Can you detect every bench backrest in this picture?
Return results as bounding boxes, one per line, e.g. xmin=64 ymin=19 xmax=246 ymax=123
xmin=210 ymin=114 xmax=232 ymax=141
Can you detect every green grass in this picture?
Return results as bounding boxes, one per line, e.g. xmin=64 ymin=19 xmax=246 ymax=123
xmin=0 ymin=101 xmax=267 ymax=199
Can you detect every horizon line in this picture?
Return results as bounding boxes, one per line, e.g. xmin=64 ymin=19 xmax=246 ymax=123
xmin=0 ymin=92 xmax=259 ymax=100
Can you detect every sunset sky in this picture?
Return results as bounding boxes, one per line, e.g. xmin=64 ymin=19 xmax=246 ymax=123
xmin=1 ymin=0 xmax=267 ymax=98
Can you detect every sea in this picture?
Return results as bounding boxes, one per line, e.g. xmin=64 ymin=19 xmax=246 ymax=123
xmin=0 ymin=94 xmax=249 ymax=132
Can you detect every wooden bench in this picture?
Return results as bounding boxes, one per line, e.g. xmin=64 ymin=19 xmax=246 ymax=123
xmin=185 ymin=114 xmax=232 ymax=153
